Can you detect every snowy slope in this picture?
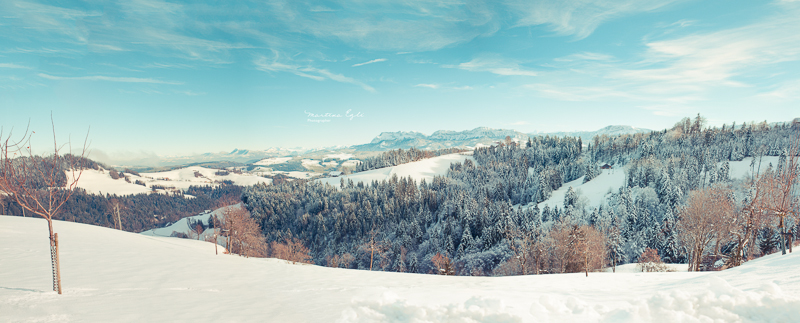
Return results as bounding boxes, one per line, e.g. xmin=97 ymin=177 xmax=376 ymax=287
xmin=534 ymin=167 xmax=627 ymax=210
xmin=253 ymin=157 xmax=292 ymax=166
xmin=725 ymin=156 xmax=780 ymax=180
xmin=529 ymin=157 xmax=780 ymax=211
xmin=2 ymin=215 xmax=799 ymax=322
xmin=70 ymin=166 xmax=271 ymax=196
xmin=317 ymin=153 xmax=474 ymax=188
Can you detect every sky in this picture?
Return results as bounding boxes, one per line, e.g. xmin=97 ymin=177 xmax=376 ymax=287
xmin=1 ymin=0 xmax=799 ymax=159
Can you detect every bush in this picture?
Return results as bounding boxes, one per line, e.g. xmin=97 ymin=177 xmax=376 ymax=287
xmin=636 ymin=248 xmax=673 ymax=272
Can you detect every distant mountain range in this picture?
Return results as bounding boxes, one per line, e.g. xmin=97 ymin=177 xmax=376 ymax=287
xmin=114 ymin=125 xmax=653 ymax=167
xmin=356 ymin=125 xmax=651 ymax=151
xmin=356 ymin=127 xmax=531 ymax=151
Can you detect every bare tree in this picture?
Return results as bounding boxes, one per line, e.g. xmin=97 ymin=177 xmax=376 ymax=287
xmin=109 ymin=198 xmax=124 ymax=231
xmin=677 ymin=186 xmax=735 ymax=271
xmin=0 ymin=118 xmax=89 ymax=294
xmin=362 ymin=222 xmax=388 ymax=271
xmin=636 ymin=248 xmax=671 ymax=272
xmin=728 ymin=178 xmax=768 ymax=267
xmin=573 ymin=225 xmax=606 ymax=277
xmin=431 ymin=252 xmax=454 ymax=275
xmin=549 ymin=222 xmax=574 ymax=274
xmin=270 ymin=236 xmax=312 ymax=264
xmin=221 ymin=204 xmax=267 ymax=258
xmin=760 ymin=136 xmax=799 ymax=255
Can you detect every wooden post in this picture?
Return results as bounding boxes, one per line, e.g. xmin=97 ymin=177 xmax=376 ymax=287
xmin=55 ymin=233 xmax=62 ymax=295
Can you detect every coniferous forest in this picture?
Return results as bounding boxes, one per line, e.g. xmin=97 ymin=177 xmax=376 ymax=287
xmin=242 ymin=116 xmax=800 ymax=275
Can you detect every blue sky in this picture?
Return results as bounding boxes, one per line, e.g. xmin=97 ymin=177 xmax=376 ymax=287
xmin=1 ymin=0 xmax=799 ymax=158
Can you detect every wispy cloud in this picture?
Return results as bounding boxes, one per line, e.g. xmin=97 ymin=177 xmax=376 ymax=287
xmin=174 ymin=90 xmax=206 ymax=96
xmin=508 ymin=0 xmax=681 ymax=39
xmin=89 ymin=44 xmax=127 ymax=52
xmin=554 ymin=52 xmax=615 ymax=62
xmin=38 ymin=73 xmax=183 ymax=85
xmin=756 ymin=79 xmax=800 ymax=101
xmin=445 ymin=55 xmax=537 ymax=76
xmin=254 ymin=53 xmax=375 ymax=92
xmin=0 ymin=63 xmax=32 ymax=69
xmin=352 ymin=58 xmax=387 ymax=67
xmin=414 ymin=83 xmax=474 ymax=90
xmin=524 ymin=3 xmax=800 ymax=114
xmin=267 ymin=1 xmax=499 ymax=52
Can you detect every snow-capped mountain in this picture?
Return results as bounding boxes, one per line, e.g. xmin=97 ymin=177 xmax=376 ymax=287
xmin=369 ymin=131 xmax=427 ymax=144
xmin=356 ymin=127 xmax=530 ymax=151
xmin=356 ymin=125 xmax=649 ymax=151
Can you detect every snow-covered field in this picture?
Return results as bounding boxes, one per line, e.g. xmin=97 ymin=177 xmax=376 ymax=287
xmin=535 ymin=167 xmax=626 ymax=210
xmin=301 ymin=159 xmax=322 ymax=169
xmin=326 ymin=153 xmax=354 ymax=160
xmin=253 ymin=157 xmax=292 ymax=166
xmin=726 ymin=156 xmax=780 ymax=180
xmin=69 ymin=166 xmax=271 ymax=196
xmin=317 ymin=153 xmax=474 ymax=188
xmin=1 ymin=215 xmax=799 ymax=322
xmin=139 ymin=204 xmax=238 ymax=238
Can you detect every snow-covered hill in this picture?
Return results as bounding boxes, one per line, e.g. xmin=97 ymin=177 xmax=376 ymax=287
xmin=534 ymin=166 xmax=627 ymax=210
xmin=316 ymin=153 xmax=474 ymax=188
xmin=70 ymin=166 xmax=271 ymax=196
xmin=528 ymin=156 xmax=781 ymax=211
xmin=2 ymin=215 xmax=799 ymax=322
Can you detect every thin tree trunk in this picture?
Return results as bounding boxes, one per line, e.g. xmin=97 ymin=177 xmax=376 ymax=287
xmin=47 ymin=219 xmax=62 ymax=294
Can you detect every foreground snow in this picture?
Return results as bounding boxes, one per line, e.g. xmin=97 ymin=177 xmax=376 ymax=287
xmin=2 ymin=216 xmax=799 ymax=322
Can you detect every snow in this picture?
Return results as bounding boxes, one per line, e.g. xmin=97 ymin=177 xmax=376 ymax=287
xmin=535 ymin=167 xmax=626 ymax=210
xmin=302 ymin=159 xmax=322 ymax=168
xmin=602 ymin=263 xmax=689 ymax=273
xmin=2 ymin=215 xmax=799 ymax=322
xmin=138 ymin=166 xmax=271 ymax=189
xmin=253 ymin=157 xmax=292 ymax=166
xmin=525 ymin=157 xmax=780 ymax=211
xmin=326 ymin=153 xmax=354 ymax=160
xmin=317 ymin=153 xmax=475 ymax=188
xmin=70 ymin=166 xmax=271 ymax=197
xmin=341 ymin=160 xmax=362 ymax=168
xmin=725 ymin=156 xmax=780 ymax=180
xmin=69 ymin=169 xmax=152 ymax=196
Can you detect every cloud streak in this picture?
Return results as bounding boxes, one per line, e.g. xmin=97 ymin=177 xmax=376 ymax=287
xmin=523 ymin=3 xmax=800 ymax=114
xmin=0 ymin=63 xmax=32 ymax=69
xmin=38 ymin=73 xmax=183 ymax=85
xmin=254 ymin=54 xmax=375 ymax=92
xmin=352 ymin=58 xmax=387 ymax=67
xmin=508 ymin=0 xmax=681 ymax=39
xmin=446 ymin=55 xmax=537 ymax=76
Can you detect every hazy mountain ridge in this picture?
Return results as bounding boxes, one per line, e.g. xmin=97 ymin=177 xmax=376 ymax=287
xmin=358 ymin=125 xmax=650 ymax=151
xmin=111 ymin=125 xmax=654 ymax=167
